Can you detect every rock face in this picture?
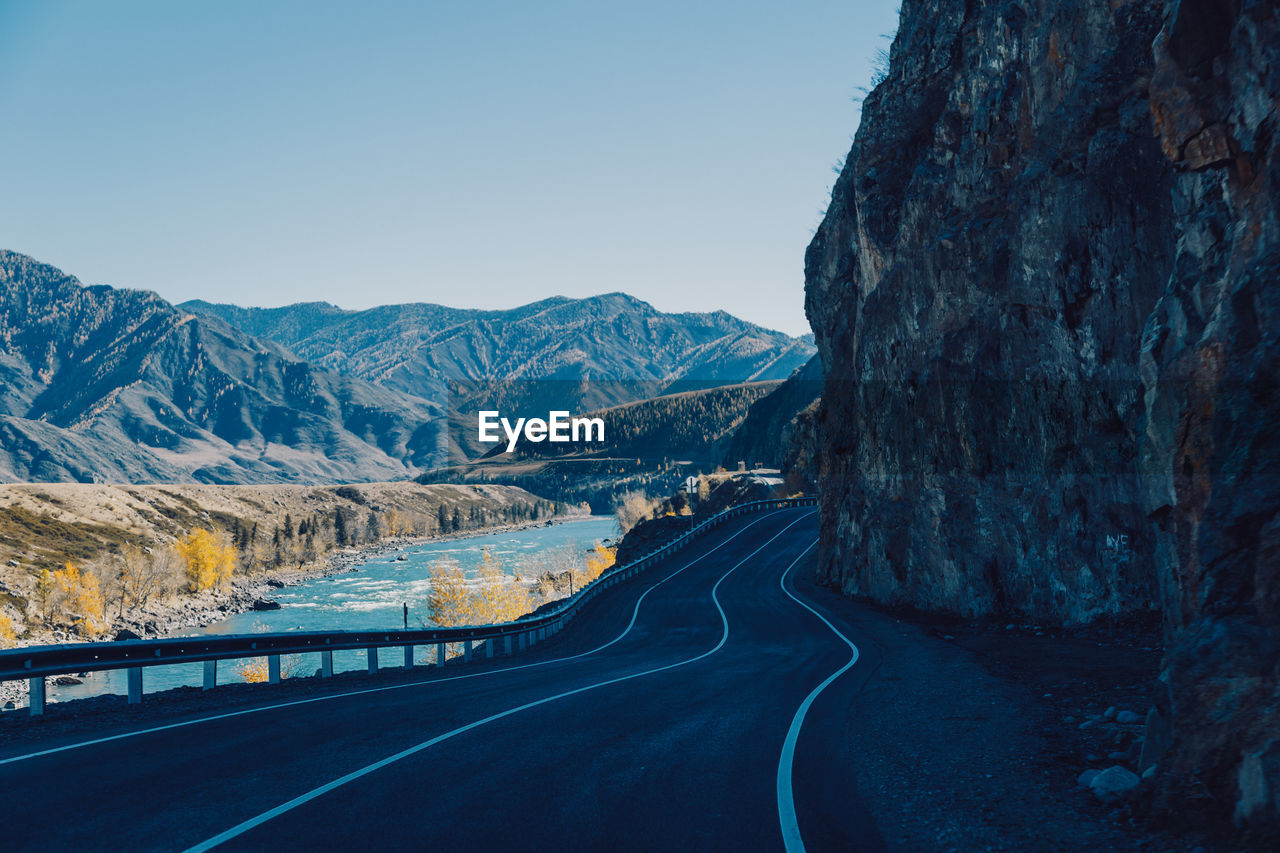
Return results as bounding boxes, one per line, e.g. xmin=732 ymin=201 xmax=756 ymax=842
xmin=806 ymin=0 xmax=1174 ymax=623
xmin=0 ymin=252 xmax=445 ymax=483
xmin=1140 ymin=0 xmax=1280 ymax=836
xmin=805 ymin=0 xmax=1277 ymax=837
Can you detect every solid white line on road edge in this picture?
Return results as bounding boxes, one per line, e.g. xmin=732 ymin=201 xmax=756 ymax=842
xmin=776 ymin=540 xmax=858 ymax=853
xmin=0 ymin=510 xmax=786 ymax=768
xmin=184 ymin=512 xmax=818 ymax=853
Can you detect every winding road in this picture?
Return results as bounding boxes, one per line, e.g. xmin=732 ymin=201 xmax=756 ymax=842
xmin=0 ymin=507 xmax=886 ymax=851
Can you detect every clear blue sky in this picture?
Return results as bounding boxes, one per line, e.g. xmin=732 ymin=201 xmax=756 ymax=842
xmin=0 ymin=0 xmax=899 ymax=337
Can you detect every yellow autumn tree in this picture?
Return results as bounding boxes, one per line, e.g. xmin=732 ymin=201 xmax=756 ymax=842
xmin=582 ymin=541 xmax=616 ymax=584
xmin=473 ymin=549 xmax=531 ymax=624
xmin=427 ymin=558 xmax=477 ymax=662
xmin=383 ymin=508 xmax=406 ymax=537
xmin=175 ymin=528 xmax=237 ymax=592
xmin=0 ymin=613 xmax=16 ymax=648
xmin=34 ymin=568 xmax=55 ymax=624
xmin=53 ymin=562 xmax=106 ymax=637
xmin=428 ymin=558 xmax=474 ymax=628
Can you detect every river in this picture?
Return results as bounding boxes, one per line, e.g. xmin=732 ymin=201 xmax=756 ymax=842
xmin=48 ymin=516 xmax=617 ymax=705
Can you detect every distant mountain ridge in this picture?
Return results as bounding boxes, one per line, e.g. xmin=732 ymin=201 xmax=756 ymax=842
xmin=0 ymin=251 xmax=811 ymax=483
xmin=180 ymin=293 xmax=815 ymax=392
xmin=0 ymin=251 xmax=444 ymax=483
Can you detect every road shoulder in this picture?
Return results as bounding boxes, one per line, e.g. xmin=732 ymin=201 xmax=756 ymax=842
xmin=791 ymin=573 xmax=1199 ymax=852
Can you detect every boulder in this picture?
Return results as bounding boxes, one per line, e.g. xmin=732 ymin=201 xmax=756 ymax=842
xmin=1090 ymin=766 xmax=1140 ymax=802
xmin=251 ymin=598 xmax=281 ymax=611
xmin=114 ymin=628 xmax=142 ymax=641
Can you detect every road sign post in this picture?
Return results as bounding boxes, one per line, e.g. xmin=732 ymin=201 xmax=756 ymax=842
xmin=684 ymin=476 xmax=698 ymax=531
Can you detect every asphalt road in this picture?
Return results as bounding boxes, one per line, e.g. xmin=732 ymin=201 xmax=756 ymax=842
xmin=0 ymin=507 xmax=886 ymax=852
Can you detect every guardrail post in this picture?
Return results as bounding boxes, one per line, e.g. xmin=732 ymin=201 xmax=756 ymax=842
xmin=403 ymin=645 xmax=414 ymax=669
xmin=435 ymin=642 xmax=445 ymax=667
xmin=518 ymin=632 xmax=527 ymax=652
xmin=504 ymin=635 xmax=513 ymax=655
xmin=463 ymin=640 xmax=472 ymax=663
xmin=321 ymin=650 xmax=333 ymax=678
xmin=268 ymin=655 xmax=281 ymax=685
xmin=486 ymin=638 xmax=495 ymax=659
xmin=127 ymin=667 xmax=143 ymax=705
xmin=28 ymin=677 xmax=44 ymax=717
xmin=203 ymin=660 xmax=217 ymax=690
xmin=367 ymin=647 xmax=379 ymax=675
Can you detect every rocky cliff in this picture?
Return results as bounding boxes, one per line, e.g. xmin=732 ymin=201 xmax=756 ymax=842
xmin=806 ymin=0 xmax=1276 ymax=838
xmin=1141 ymin=0 xmax=1279 ymax=835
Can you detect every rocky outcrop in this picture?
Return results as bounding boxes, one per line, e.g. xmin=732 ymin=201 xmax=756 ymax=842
xmin=1140 ymin=0 xmax=1280 ymax=837
xmin=806 ymin=0 xmax=1174 ymax=623
xmin=806 ymin=0 xmax=1278 ymax=838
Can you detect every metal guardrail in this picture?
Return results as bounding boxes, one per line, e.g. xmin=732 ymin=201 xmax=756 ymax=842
xmin=1 ymin=497 xmax=817 ymax=716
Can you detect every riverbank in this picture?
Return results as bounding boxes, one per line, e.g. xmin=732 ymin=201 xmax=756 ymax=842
xmin=0 ymin=512 xmax=594 ymax=709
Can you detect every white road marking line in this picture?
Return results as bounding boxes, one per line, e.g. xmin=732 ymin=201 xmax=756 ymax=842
xmin=776 ymin=540 xmax=858 ymax=853
xmin=185 ymin=512 xmax=818 ymax=853
xmin=0 ymin=511 xmax=784 ymax=767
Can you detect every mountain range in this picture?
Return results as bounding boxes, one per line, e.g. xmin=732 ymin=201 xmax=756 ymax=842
xmin=184 ymin=292 xmax=813 ymax=460
xmin=0 ymin=251 xmax=813 ymax=483
xmin=180 ymin=295 xmax=813 ymax=391
xmin=0 ymin=251 xmax=445 ymax=484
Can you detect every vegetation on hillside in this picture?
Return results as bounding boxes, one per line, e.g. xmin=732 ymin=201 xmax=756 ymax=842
xmin=419 ymin=382 xmax=780 ymax=511
xmin=510 ymin=381 xmax=780 ymax=462
xmin=176 ymin=528 xmax=237 ymax=592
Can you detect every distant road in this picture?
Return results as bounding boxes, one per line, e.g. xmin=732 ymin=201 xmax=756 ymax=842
xmin=0 ymin=508 xmax=885 ymax=851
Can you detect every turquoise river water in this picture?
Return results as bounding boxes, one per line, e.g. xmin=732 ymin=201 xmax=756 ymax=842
xmin=47 ymin=516 xmax=617 ymax=705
